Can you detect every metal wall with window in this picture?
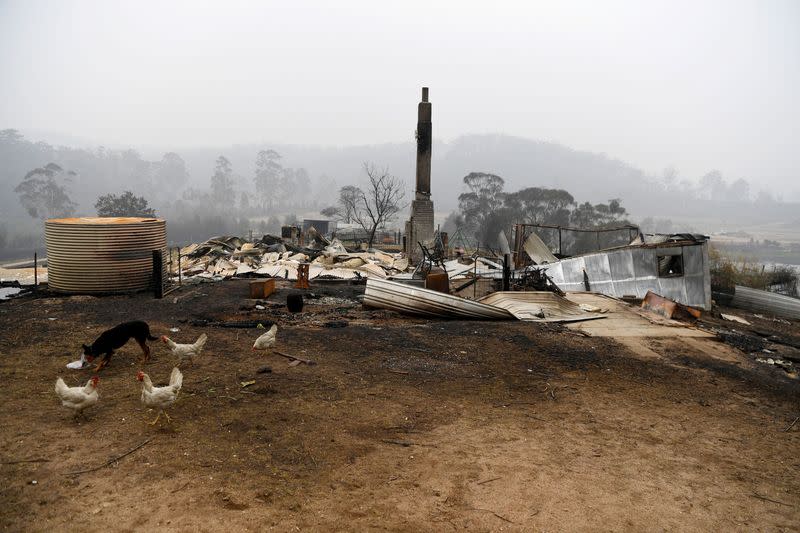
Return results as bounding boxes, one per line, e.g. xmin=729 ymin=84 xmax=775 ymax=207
xmin=543 ymin=241 xmax=711 ymax=309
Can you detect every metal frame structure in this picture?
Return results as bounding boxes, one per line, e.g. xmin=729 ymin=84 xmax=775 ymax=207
xmin=513 ymin=223 xmax=640 ymax=267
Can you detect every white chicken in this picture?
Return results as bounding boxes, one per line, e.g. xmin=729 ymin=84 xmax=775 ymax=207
xmin=137 ymin=367 xmax=183 ymax=425
xmin=252 ymin=324 xmax=278 ymax=351
xmin=55 ymin=376 xmax=99 ymax=419
xmin=161 ymin=333 xmax=208 ymax=366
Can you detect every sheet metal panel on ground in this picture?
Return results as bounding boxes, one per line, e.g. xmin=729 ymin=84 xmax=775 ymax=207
xmin=728 ymin=285 xmax=800 ymax=320
xmin=479 ymin=291 xmax=606 ymax=322
xmin=364 ymin=278 xmax=514 ymax=319
xmin=364 ymin=279 xmax=605 ymax=322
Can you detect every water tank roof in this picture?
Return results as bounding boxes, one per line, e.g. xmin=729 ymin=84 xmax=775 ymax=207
xmin=47 ymin=217 xmax=164 ymax=225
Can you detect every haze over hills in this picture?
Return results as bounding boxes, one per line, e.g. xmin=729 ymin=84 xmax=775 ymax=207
xmin=3 ymin=129 xmax=797 ymax=225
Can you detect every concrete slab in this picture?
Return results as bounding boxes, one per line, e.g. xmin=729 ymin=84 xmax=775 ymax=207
xmin=0 ymin=267 xmax=47 ymax=286
xmin=563 ymin=292 xmax=713 ymax=338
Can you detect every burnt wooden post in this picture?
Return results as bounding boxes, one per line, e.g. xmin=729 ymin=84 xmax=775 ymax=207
xmin=152 ymin=249 xmax=165 ymax=299
xmin=502 ymin=254 xmax=511 ymax=291
xmin=558 ymin=227 xmax=562 ymax=256
xmin=177 ymin=249 xmax=182 ymax=286
xmin=295 ymin=263 xmax=310 ymax=289
xmin=473 ymin=258 xmax=478 ymax=299
xmin=33 ymin=252 xmax=38 ymax=292
xmin=513 ymin=224 xmax=523 ymax=268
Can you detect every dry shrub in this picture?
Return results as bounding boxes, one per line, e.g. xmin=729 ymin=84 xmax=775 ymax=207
xmin=710 ymin=246 xmax=798 ymax=296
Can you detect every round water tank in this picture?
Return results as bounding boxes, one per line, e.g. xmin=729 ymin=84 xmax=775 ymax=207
xmin=45 ymin=217 xmax=166 ymax=293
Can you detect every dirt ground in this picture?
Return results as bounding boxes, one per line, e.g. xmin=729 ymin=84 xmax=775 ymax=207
xmin=1 ymin=280 xmax=798 ymax=532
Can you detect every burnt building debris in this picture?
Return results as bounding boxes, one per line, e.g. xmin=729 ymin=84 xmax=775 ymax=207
xmin=302 ymin=219 xmax=337 ymax=236
xmin=514 ymin=227 xmax=713 ymax=310
xmin=363 ymin=277 xmax=604 ymax=322
xmin=175 ymin=234 xmax=409 ymax=283
xmin=404 ymin=87 xmax=435 ymax=259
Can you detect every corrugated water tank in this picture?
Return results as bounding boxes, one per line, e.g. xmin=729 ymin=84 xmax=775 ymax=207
xmin=45 ymin=217 xmax=166 ymax=293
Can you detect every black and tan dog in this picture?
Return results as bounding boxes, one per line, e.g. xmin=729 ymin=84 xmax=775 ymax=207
xmin=82 ymin=321 xmax=158 ymax=372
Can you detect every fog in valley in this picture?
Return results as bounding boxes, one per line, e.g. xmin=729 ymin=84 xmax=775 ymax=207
xmin=1 ymin=0 xmax=799 ymax=263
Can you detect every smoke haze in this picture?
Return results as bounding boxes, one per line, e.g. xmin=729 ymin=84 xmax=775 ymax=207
xmin=2 ymin=0 xmax=798 ymax=197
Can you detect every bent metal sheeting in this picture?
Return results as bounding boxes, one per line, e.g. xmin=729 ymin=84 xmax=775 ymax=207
xmin=364 ymin=279 xmax=606 ymax=322
xmin=479 ymin=291 xmax=606 ymax=322
xmin=363 ymin=278 xmax=513 ymax=319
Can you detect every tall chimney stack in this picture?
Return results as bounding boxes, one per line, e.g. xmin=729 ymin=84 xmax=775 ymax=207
xmin=415 ymin=87 xmax=432 ymax=198
xmin=404 ymin=87 xmax=435 ymax=259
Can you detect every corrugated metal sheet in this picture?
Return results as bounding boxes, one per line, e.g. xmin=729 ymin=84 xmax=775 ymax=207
xmin=45 ymin=217 xmax=166 ymax=293
xmin=523 ymin=233 xmax=558 ymax=264
xmin=544 ymin=241 xmax=711 ymax=309
xmin=479 ymin=291 xmax=606 ymax=322
xmin=729 ymin=285 xmax=800 ymax=320
xmin=364 ymin=278 xmax=513 ymax=319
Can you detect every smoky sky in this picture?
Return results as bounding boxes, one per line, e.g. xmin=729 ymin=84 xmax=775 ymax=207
xmin=1 ymin=0 xmax=798 ymax=196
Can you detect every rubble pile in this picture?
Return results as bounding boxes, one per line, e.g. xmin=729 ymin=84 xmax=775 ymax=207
xmin=175 ymin=235 xmax=411 ymax=283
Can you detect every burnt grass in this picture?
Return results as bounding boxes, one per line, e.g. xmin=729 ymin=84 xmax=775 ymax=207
xmin=2 ymin=278 xmax=798 ymax=408
xmin=1 ymin=279 xmax=799 ymax=530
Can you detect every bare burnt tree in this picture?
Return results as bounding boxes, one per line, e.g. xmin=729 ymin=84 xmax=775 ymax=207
xmin=327 ymin=185 xmax=362 ymax=223
xmin=341 ymin=162 xmax=405 ymax=248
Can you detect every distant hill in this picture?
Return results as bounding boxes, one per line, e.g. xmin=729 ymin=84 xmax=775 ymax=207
xmin=2 ymin=130 xmax=797 ymax=230
xmin=167 ymin=134 xmax=651 ymax=212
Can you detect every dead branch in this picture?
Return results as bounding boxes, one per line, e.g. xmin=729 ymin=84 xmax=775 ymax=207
xmin=65 ymin=437 xmax=153 ymax=476
xmin=750 ymin=492 xmax=794 ymax=507
xmin=381 ymin=439 xmax=437 ymax=448
xmin=476 ymin=476 xmax=501 ymax=485
xmin=274 ymin=350 xmax=316 ymax=365
xmin=783 ymin=416 xmax=799 ymax=432
xmin=467 ymin=507 xmax=514 ymax=523
xmin=382 ymin=439 xmax=413 ymax=447
xmin=171 ymin=480 xmax=191 ymax=493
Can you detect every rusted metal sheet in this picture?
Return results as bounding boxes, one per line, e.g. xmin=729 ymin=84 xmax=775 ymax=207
xmin=363 ymin=278 xmax=513 ymax=319
xmin=641 ymin=290 xmax=678 ymax=318
xmin=45 ymin=217 xmax=166 ymax=293
xmin=479 ymin=291 xmax=606 ymax=322
xmin=641 ymin=290 xmax=702 ymax=320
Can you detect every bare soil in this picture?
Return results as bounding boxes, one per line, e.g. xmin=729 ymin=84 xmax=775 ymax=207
xmin=1 ymin=280 xmax=798 ymax=532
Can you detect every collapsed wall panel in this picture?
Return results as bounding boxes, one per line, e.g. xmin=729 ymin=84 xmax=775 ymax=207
xmin=544 ymin=241 xmax=711 ymax=309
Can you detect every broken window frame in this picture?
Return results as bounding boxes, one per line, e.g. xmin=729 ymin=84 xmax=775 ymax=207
xmin=656 ymin=248 xmax=684 ymax=278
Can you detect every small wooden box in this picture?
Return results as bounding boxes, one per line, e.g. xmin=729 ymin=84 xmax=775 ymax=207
xmin=249 ymin=279 xmax=275 ymax=299
xmin=425 ymin=272 xmax=450 ymax=294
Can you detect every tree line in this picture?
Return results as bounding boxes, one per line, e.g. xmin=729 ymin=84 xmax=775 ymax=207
xmin=443 ymin=172 xmax=632 ymax=253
